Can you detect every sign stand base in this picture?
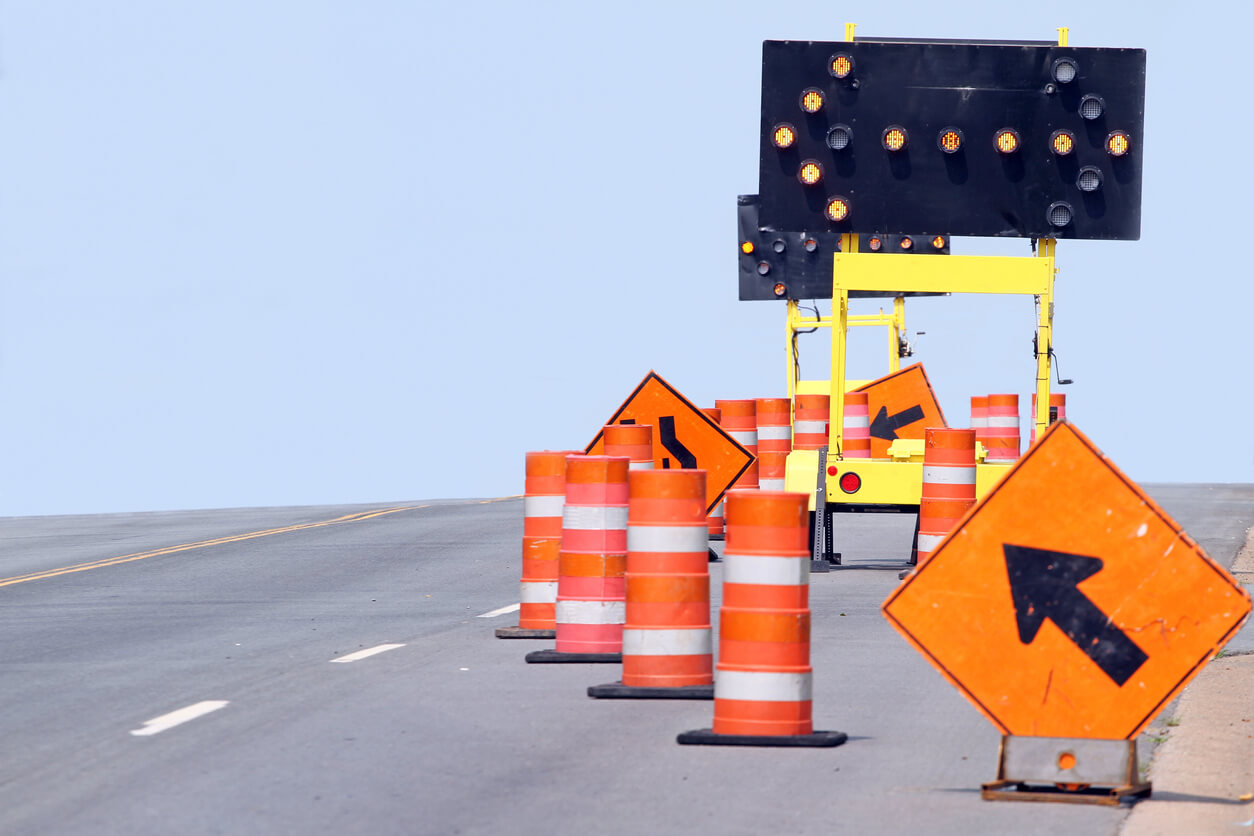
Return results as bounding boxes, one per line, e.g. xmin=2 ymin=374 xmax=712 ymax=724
xmin=677 ymin=728 xmax=847 ymax=747
xmin=981 ymin=735 xmax=1151 ymax=806
xmin=810 ymin=448 xmax=833 ymax=573
xmin=495 ymin=627 xmax=555 ymax=639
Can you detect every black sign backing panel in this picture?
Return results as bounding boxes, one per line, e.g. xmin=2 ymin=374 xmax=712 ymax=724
xmin=759 ymin=40 xmax=1145 ymax=239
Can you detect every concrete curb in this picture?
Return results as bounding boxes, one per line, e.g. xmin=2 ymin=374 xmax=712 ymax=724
xmin=1121 ymin=527 xmax=1254 ymax=834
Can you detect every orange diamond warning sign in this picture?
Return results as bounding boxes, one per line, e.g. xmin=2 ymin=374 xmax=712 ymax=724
xmin=882 ymin=421 xmax=1251 ymax=740
xmin=854 ymin=363 xmax=946 ymax=458
xmin=586 ymin=371 xmax=753 ymax=514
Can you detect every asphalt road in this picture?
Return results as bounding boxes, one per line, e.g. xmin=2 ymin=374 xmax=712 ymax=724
xmin=0 ymin=486 xmax=1249 ymax=835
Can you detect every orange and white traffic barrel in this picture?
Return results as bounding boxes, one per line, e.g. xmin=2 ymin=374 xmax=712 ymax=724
xmin=604 ymin=423 xmax=654 ymax=470
xmin=525 ymin=455 xmax=629 ymax=664
xmin=758 ymin=451 xmax=788 ymax=491
xmin=970 ymin=395 xmax=988 ymax=457
xmin=702 ymin=408 xmax=725 ymax=541
xmin=842 ymin=391 xmax=871 ymax=459
xmin=715 ymin=399 xmax=759 ymax=490
xmin=914 ymin=428 xmax=977 ymax=567
xmin=984 ymin=394 xmax=1021 ymax=463
xmin=792 ymin=394 xmax=830 ymax=451
xmin=589 ymin=469 xmax=714 ymax=699
xmin=678 ymin=491 xmax=846 ymax=746
xmin=755 ymin=397 xmax=792 ymax=455
xmin=498 ymin=450 xmax=566 ymax=639
xmin=1028 ymin=393 xmax=1067 ymax=445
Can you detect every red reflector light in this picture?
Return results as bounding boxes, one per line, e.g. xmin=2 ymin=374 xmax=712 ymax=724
xmin=827 ymin=465 xmax=838 ymax=476
xmin=839 ymin=472 xmax=861 ymax=494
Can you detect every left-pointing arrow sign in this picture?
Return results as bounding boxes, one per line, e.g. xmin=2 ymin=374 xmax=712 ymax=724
xmin=1003 ymin=544 xmax=1149 ymax=687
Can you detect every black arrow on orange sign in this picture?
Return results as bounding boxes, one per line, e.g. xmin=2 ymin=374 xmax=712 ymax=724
xmin=869 ymin=404 xmax=925 ymax=440
xmin=658 ymin=416 xmax=697 ymax=469
xmin=1003 ymin=544 xmax=1149 ymax=687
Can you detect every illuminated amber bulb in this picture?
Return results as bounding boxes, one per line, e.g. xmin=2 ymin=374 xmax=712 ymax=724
xmin=798 ymin=160 xmax=823 ymax=186
xmin=899 ymin=236 xmax=913 ymax=251
xmin=825 ymin=196 xmax=850 ymax=222
xmin=741 ymin=241 xmax=755 ymax=254
xmin=937 ymin=128 xmax=963 ymax=154
xmin=994 ymin=128 xmax=1020 ymax=154
xmin=882 ymin=126 xmax=908 ymax=152
xmin=800 ymin=88 xmax=824 ymax=114
xmin=773 ymin=282 xmax=787 ymax=297
xmin=772 ymin=123 xmax=796 ymax=149
xmin=829 ymin=53 xmax=853 ymax=78
xmin=1051 ymin=130 xmax=1075 ymax=155
xmin=1106 ymin=131 xmax=1130 ymax=157
xmin=867 ymin=236 xmax=883 ymax=251
xmin=931 ymin=235 xmax=946 ymax=249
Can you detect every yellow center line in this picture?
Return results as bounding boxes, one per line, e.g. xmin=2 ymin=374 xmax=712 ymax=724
xmin=0 ymin=497 xmax=516 ymax=589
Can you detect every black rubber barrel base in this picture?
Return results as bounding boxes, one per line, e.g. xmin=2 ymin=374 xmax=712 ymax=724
xmin=525 ymin=649 xmax=622 ymax=664
xmin=707 ymin=533 xmax=725 ymax=541
xmin=495 ymin=626 xmax=556 ymax=639
xmin=708 ymin=547 xmax=722 ymax=563
xmin=810 ymin=559 xmax=831 ymax=574
xmin=587 ymin=682 xmax=714 ymax=700
xmin=676 ymin=728 xmax=848 ymax=748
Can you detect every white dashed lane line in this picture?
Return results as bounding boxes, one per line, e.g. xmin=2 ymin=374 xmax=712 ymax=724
xmin=329 ymin=643 xmax=406 ymax=663
xmin=130 ymin=701 xmax=230 ymax=737
xmin=476 ymin=603 xmax=519 ymax=618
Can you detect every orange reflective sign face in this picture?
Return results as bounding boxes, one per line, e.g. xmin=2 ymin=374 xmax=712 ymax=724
xmin=586 ymin=371 xmax=753 ymax=514
xmin=854 ymin=363 xmax=946 ymax=458
xmin=882 ymin=422 xmax=1252 ymax=739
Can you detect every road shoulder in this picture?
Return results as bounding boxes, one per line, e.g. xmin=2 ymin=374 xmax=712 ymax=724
xmin=1121 ymin=528 xmax=1254 ymax=835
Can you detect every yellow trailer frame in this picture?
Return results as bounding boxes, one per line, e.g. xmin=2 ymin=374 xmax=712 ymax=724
xmin=782 ymin=236 xmax=1059 ymax=508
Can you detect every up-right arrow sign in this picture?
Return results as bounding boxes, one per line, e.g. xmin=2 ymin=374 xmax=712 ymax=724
xmin=882 ymin=421 xmax=1251 ymax=740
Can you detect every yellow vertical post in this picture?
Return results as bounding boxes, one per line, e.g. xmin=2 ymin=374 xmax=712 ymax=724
xmin=890 ymin=296 xmax=905 ymax=373
xmin=1034 ymin=239 xmax=1056 ymax=442
xmin=844 ymin=22 xmax=856 ymax=42
xmin=828 ymin=233 xmax=857 ymax=477
xmin=786 ymin=299 xmax=799 ymax=404
xmin=1057 ymin=27 xmax=1069 ymax=47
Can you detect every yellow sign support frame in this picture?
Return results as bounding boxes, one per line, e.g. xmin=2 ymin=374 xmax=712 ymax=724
xmin=821 ymin=234 xmax=1057 ymax=501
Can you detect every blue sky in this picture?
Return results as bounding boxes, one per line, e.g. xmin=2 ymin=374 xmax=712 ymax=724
xmin=1 ymin=2 xmax=1249 ymax=516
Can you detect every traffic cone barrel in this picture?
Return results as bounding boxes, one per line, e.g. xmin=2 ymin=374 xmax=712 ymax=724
xmin=604 ymin=423 xmax=654 ymax=470
xmin=498 ymin=450 xmax=566 ymax=639
xmin=970 ymin=395 xmax=988 ymax=457
xmin=985 ymin=394 xmax=1020 ymax=462
xmin=758 ymin=451 xmax=788 ymax=491
xmin=792 ymin=394 xmax=830 ymax=451
xmin=715 ymin=399 xmax=759 ymax=490
xmin=703 ymin=408 xmax=725 ymax=540
xmin=916 ymin=428 xmax=977 ymax=566
xmin=843 ymin=391 xmax=871 ymax=458
xmin=678 ymin=492 xmax=846 ymax=747
xmin=1028 ymin=393 xmax=1066 ymax=445
xmin=589 ymin=470 xmax=714 ymax=699
xmin=525 ymin=455 xmax=628 ymax=664
xmin=755 ymin=398 xmax=792 ymax=455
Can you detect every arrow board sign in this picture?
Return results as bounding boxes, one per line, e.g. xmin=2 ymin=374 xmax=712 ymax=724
xmin=854 ymin=363 xmax=946 ymax=458
xmin=881 ymin=421 xmax=1251 ymax=740
xmin=586 ymin=371 xmax=754 ymax=515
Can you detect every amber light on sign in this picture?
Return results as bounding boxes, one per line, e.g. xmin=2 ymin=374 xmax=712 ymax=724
xmin=994 ymin=129 xmax=1020 ymax=154
xmin=1051 ymin=130 xmax=1075 ymax=155
xmin=931 ymin=236 xmax=946 ymax=249
xmin=772 ymin=123 xmax=796 ymax=149
xmin=899 ymin=237 xmax=913 ymax=251
xmin=798 ymin=160 xmax=823 ymax=186
xmin=882 ymin=126 xmax=908 ymax=151
xmin=773 ymin=283 xmax=787 ymax=297
xmin=867 ymin=236 xmax=883 ymax=251
xmin=800 ymin=88 xmax=824 ymax=113
xmin=937 ymin=128 xmax=964 ymax=154
xmin=825 ymin=197 xmax=850 ymax=222
xmin=741 ymin=241 xmax=755 ymax=254
xmin=829 ymin=53 xmax=853 ymax=78
xmin=1107 ymin=131 xmax=1131 ymax=157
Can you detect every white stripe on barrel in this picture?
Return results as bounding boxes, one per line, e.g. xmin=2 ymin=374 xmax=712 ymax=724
xmin=563 ymin=505 xmax=630 ymax=531
xmin=722 ymin=553 xmax=810 ymax=586
xmin=520 ymin=581 xmax=558 ymax=603
xmin=524 ymin=494 xmax=565 ymax=518
xmin=623 ymin=628 xmax=713 ymax=656
xmin=921 ymin=466 xmax=977 ymax=485
xmin=627 ymin=525 xmax=709 ymax=553
xmin=555 ymin=599 xmax=627 ymax=624
xmin=714 ymin=669 xmax=813 ymax=702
